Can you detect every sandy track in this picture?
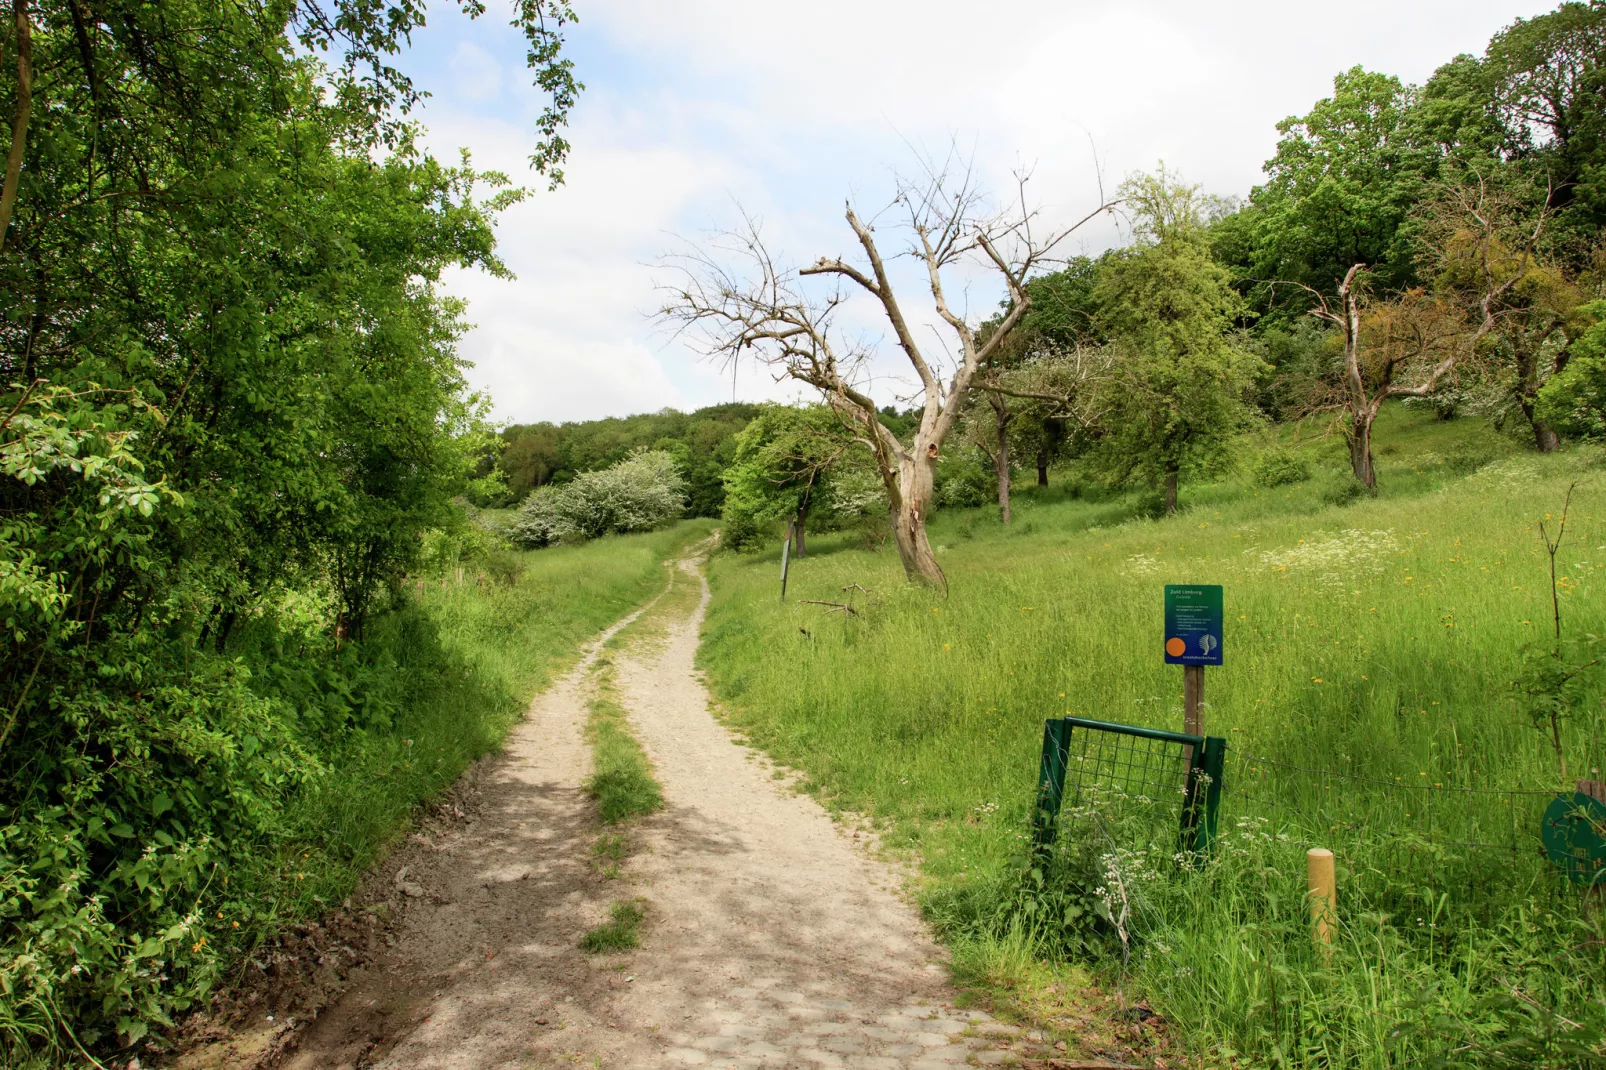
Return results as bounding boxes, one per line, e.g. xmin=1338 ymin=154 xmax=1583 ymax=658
xmin=275 ymin=555 xmax=1030 ymax=1069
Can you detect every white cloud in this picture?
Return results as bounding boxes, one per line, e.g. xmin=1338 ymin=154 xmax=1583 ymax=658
xmin=447 ymin=40 xmax=502 ymax=103
xmin=402 ymin=0 xmax=1561 ymax=424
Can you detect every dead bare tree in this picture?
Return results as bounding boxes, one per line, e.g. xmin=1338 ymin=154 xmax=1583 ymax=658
xmin=1291 ymin=169 xmax=1554 ymax=489
xmin=661 ymin=161 xmax=1115 ymax=588
xmin=1416 ymin=169 xmax=1568 ymax=451
xmin=1303 ymin=272 xmax=1468 ymax=489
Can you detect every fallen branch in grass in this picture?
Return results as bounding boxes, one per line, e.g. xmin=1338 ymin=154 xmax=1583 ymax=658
xmin=799 ymin=599 xmax=859 ymax=617
xmin=799 ymin=583 xmax=874 ymax=618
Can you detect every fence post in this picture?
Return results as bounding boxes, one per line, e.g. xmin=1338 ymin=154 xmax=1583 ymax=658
xmin=1031 ymin=719 xmax=1072 ymax=858
xmin=1308 ymin=848 xmax=1337 ymax=956
xmin=1194 ymin=736 xmax=1227 ymax=854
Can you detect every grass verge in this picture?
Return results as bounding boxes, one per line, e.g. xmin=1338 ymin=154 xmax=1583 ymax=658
xmin=237 ymin=521 xmax=710 ymax=974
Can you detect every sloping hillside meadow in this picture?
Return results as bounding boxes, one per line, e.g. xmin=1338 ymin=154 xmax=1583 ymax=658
xmin=698 ymin=406 xmax=1606 ymax=1067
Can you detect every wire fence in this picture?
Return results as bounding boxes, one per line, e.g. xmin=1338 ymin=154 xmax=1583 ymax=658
xmin=1218 ymin=749 xmax=1581 ymax=914
xmin=1035 ymin=716 xmax=1593 ymax=915
xmin=1060 ymin=720 xmax=1193 ymax=824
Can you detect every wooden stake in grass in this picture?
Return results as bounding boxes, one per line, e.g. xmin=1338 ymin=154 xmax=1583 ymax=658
xmin=1307 ymin=848 xmax=1337 ymax=955
xmin=780 ymin=521 xmax=792 ymax=602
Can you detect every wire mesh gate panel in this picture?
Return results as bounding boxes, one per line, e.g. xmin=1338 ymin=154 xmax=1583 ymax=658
xmin=1220 ymin=749 xmax=1568 ymax=915
xmin=1031 ymin=716 xmax=1226 ymax=856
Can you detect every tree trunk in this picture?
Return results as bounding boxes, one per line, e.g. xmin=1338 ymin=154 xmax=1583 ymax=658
xmin=0 ymin=0 xmax=32 ymax=253
xmin=1349 ymin=408 xmax=1377 ymax=489
xmin=1514 ymin=381 xmax=1562 ymax=452
xmin=1163 ymin=468 xmax=1179 ymax=516
xmin=994 ymin=420 xmax=1012 ymax=526
xmin=891 ymin=451 xmax=945 ymax=589
xmin=794 ymin=498 xmax=808 ymax=557
xmin=1512 ymin=341 xmax=1564 ymax=453
xmin=1036 ymin=449 xmax=1048 ymax=487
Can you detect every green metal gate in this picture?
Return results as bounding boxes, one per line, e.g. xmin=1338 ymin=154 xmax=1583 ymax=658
xmin=1031 ymin=716 xmax=1226 ymax=857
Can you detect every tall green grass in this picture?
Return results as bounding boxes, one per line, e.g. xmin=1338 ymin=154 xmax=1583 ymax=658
xmin=697 ymin=409 xmax=1606 ymax=1066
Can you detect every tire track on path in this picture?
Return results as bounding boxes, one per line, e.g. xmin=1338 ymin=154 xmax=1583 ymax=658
xmin=273 ymin=553 xmax=1035 ymax=1069
xmin=595 ymin=556 xmax=1027 ymax=1069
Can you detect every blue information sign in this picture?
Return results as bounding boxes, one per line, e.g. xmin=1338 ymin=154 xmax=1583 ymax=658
xmin=1164 ymin=584 xmax=1223 ymax=666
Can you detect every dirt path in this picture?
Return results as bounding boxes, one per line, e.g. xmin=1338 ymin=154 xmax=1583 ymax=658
xmin=271 ymin=555 xmax=1036 ymax=1069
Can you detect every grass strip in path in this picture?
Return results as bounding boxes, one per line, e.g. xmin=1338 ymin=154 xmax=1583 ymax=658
xmin=578 ymin=555 xmax=707 ymax=951
xmin=584 ymin=665 xmax=664 ymax=825
xmin=579 ymin=899 xmax=648 ymax=953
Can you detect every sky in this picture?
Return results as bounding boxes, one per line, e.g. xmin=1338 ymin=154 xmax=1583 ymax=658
xmin=395 ymin=0 xmax=1559 ymax=427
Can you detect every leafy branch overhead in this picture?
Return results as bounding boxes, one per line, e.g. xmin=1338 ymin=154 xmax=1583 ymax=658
xmin=0 ymin=0 xmax=584 ymax=1054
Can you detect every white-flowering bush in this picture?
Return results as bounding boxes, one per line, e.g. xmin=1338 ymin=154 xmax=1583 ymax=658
xmin=511 ymin=484 xmax=571 ymax=548
xmin=827 ymin=466 xmax=888 ymax=522
xmin=511 ymin=451 xmax=687 ymax=548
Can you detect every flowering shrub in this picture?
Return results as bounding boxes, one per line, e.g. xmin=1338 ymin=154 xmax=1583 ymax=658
xmin=512 ymin=451 xmax=687 ymax=548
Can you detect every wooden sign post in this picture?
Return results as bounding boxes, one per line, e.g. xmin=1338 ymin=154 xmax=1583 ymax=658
xmin=1165 ymin=585 xmax=1223 ymax=749
xmin=779 ymin=522 xmax=793 ymax=602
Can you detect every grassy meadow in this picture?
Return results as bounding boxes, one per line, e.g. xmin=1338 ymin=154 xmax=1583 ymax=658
xmin=697 ymin=407 xmax=1606 ymax=1067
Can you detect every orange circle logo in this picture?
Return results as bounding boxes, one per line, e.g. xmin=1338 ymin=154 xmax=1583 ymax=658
xmin=1165 ymin=637 xmax=1186 ymax=657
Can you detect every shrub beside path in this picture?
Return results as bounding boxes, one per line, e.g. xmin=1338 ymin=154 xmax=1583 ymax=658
xmin=269 ymin=554 xmax=1040 ymax=1069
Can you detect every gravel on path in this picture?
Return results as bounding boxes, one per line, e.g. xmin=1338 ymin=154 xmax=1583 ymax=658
xmin=268 ymin=555 xmax=1036 ymax=1070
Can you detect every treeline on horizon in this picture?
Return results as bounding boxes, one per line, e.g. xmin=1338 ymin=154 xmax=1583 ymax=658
xmin=489 ymin=2 xmax=1606 ymax=537
xmin=481 ymin=403 xmax=923 ymax=517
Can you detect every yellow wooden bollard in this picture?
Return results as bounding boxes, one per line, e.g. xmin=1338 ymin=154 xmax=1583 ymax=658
xmin=1307 ymin=847 xmax=1336 ymax=954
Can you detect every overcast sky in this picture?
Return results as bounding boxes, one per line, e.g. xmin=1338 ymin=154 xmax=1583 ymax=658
xmin=397 ymin=0 xmax=1558 ymax=426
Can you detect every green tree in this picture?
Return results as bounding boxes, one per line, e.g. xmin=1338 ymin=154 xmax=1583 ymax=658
xmin=1481 ymin=1 xmax=1606 ymax=238
xmin=1238 ymin=68 xmax=1438 ymax=300
xmin=0 ymin=0 xmax=582 ymax=1054
xmin=1089 ymin=170 xmax=1263 ymax=514
xmin=720 ymin=405 xmax=848 ymax=554
xmin=1536 ymin=300 xmax=1606 ymax=436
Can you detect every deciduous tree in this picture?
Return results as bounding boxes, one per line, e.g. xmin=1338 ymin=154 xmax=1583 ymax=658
xmin=1087 ymin=170 xmax=1262 ymax=515
xmin=720 ymin=404 xmax=849 ymax=554
xmin=661 ymin=162 xmax=1114 ymax=588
